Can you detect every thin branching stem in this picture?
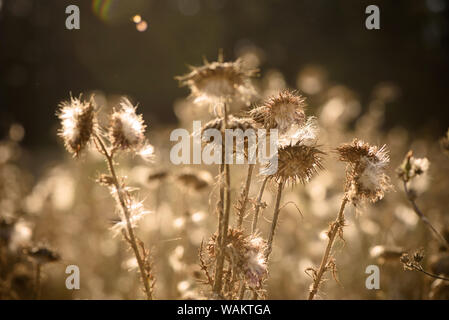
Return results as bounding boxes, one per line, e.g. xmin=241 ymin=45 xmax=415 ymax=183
xmin=94 ymin=134 xmax=152 ymax=300
xmin=412 ymin=265 xmax=449 ymax=282
xmin=403 ymin=181 xmax=449 ymax=250
xmin=265 ymin=181 xmax=284 ymax=260
xmin=308 ymin=197 xmax=348 ymax=300
xmin=251 ymin=176 xmax=269 ymax=234
xmin=236 ymin=163 xmax=255 ymax=228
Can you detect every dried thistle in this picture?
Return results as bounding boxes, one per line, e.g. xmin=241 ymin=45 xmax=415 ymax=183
xmin=337 ymin=138 xmax=392 ymax=205
xmin=176 ymin=55 xmax=258 ymax=112
xmin=206 ymin=228 xmax=268 ymax=291
xmin=57 ymin=96 xmax=155 ymax=300
xmin=57 ymin=95 xmax=97 ymax=157
xmin=249 ymin=90 xmax=306 ymax=133
xmin=264 ymin=143 xmax=325 ymax=186
xmin=109 ymin=98 xmax=147 ymax=151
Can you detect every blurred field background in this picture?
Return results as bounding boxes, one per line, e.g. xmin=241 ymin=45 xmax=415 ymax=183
xmin=1 ymin=0 xmax=449 ymax=299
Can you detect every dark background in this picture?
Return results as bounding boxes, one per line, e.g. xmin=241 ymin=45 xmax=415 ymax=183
xmin=1 ymin=0 xmax=448 ymax=148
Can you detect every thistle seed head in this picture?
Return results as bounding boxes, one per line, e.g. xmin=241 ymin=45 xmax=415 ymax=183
xmin=337 ymin=139 xmax=392 ymax=205
xmin=176 ymin=56 xmax=258 ymax=110
xmin=109 ymin=98 xmax=146 ymax=151
xmin=264 ymin=143 xmax=325 ymax=185
xmin=249 ymin=90 xmax=306 ymax=133
xmin=57 ymin=95 xmax=97 ymax=157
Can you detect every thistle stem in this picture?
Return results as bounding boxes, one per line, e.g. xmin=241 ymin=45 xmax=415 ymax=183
xmin=412 ymin=265 xmax=449 ymax=282
xmin=403 ymin=181 xmax=449 ymax=251
xmin=251 ymin=176 xmax=269 ymax=234
xmin=265 ymin=181 xmax=284 ymax=260
xmin=308 ymin=197 xmax=348 ymax=300
xmin=94 ymin=135 xmax=152 ymax=300
xmin=236 ymin=164 xmax=255 ymax=228
xmin=213 ymin=103 xmax=231 ymax=294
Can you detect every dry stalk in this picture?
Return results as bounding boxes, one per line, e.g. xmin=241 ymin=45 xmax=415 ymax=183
xmin=402 ymin=181 xmax=449 ymax=250
xmin=308 ymin=197 xmax=348 ymax=300
xmin=236 ymin=164 xmax=255 ymax=228
xmin=94 ymin=134 xmax=153 ymax=300
xmin=213 ymin=103 xmax=232 ymax=295
xmin=251 ymin=176 xmax=269 ymax=233
xmin=265 ymin=181 xmax=284 ymax=260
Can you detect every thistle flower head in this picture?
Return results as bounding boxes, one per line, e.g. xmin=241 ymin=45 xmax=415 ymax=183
xmin=109 ymin=98 xmax=147 ymax=151
xmin=57 ymin=95 xmax=96 ymax=157
xmin=264 ymin=143 xmax=325 ymax=185
xmin=176 ymin=56 xmax=257 ymax=111
xmin=249 ymin=90 xmax=306 ymax=133
xmin=337 ymin=139 xmax=392 ymax=205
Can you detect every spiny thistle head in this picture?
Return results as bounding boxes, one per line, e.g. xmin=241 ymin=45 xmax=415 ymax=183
xmin=176 ymin=55 xmax=258 ymax=110
xmin=264 ymin=143 xmax=325 ymax=185
xmin=337 ymin=139 xmax=392 ymax=205
xmin=109 ymin=98 xmax=147 ymax=151
xmin=57 ymin=95 xmax=96 ymax=157
xmin=249 ymin=90 xmax=306 ymax=133
xmin=397 ymin=150 xmax=430 ymax=183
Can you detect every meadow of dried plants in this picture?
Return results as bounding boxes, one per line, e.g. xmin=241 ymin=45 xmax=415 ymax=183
xmin=1 ymin=52 xmax=449 ymax=300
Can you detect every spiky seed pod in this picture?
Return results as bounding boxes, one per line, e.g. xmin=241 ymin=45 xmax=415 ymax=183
xmin=264 ymin=143 xmax=325 ymax=185
xmin=249 ymin=90 xmax=306 ymax=133
xmin=57 ymin=96 xmax=96 ymax=157
xmin=337 ymin=138 xmax=392 ymax=205
xmin=109 ymin=98 xmax=146 ymax=151
xmin=25 ymin=245 xmax=60 ymax=265
xmin=176 ymin=56 xmax=258 ymax=109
